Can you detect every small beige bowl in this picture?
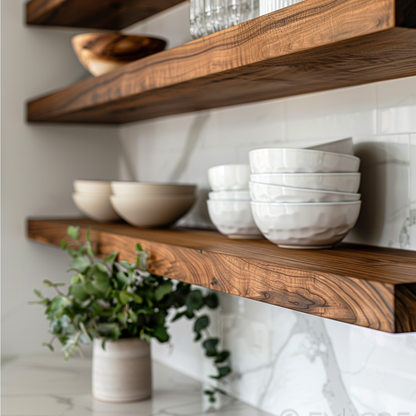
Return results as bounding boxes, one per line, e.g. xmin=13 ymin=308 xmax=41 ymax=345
xmin=72 ymin=193 xmax=120 ymax=222
xmin=110 ymin=194 xmax=196 ymax=228
xmin=72 ymin=33 xmax=166 ymax=77
xmin=74 ymin=180 xmax=112 ymax=195
xmin=111 ymin=181 xmax=196 ymax=197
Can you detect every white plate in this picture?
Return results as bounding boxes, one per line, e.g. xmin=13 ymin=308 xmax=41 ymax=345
xmin=251 ymin=201 xmax=361 ymax=248
xmin=249 ymin=148 xmax=360 ymax=173
xmin=250 ymin=172 xmax=361 ymax=193
xmin=207 ymin=200 xmax=263 ymax=239
xmin=249 ymin=182 xmax=360 ymax=203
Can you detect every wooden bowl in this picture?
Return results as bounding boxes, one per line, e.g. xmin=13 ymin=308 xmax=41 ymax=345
xmin=72 ymin=33 xmax=166 ymax=77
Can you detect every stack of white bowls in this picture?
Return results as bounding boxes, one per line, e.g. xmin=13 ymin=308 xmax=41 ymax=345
xmin=207 ymin=164 xmax=263 ymax=239
xmin=73 ymin=180 xmax=120 ymax=222
xmin=249 ymin=145 xmax=362 ymax=249
xmin=73 ymin=180 xmax=196 ymax=227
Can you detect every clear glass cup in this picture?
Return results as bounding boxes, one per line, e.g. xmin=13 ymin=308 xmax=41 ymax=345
xmin=205 ymin=0 xmax=226 ymax=34
xmin=190 ymin=0 xmax=207 ymax=39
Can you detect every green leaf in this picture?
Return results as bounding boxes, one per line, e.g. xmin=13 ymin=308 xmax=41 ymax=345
xmin=68 ymin=283 xmax=89 ymax=302
xmin=186 ymin=290 xmax=204 ymax=311
xmin=204 ymin=293 xmax=219 ymax=309
xmin=214 ymin=351 xmax=230 ymax=363
xmin=104 ymin=252 xmax=118 ymax=270
xmin=67 ymin=226 xmax=80 ymax=241
xmin=69 ymin=256 xmax=91 ymax=274
xmin=33 ymin=289 xmax=43 ymax=298
xmin=171 ymin=311 xmax=186 ymax=322
xmin=155 ymin=280 xmax=173 ymax=301
xmin=46 ymin=296 xmax=70 ymax=318
xmin=42 ymin=342 xmax=55 ymax=352
xmin=210 ymin=366 xmax=231 ymax=380
xmin=194 ymin=315 xmax=210 ymax=333
xmin=120 ymin=291 xmax=143 ymax=305
xmin=202 ymin=338 xmax=219 ymax=357
xmin=153 ymin=325 xmax=169 ymax=343
xmin=60 ymin=239 xmax=67 ymax=250
xmin=43 ymin=280 xmax=65 ymax=287
xmin=117 ymin=311 xmax=127 ymax=325
xmin=97 ymin=323 xmax=118 ymax=334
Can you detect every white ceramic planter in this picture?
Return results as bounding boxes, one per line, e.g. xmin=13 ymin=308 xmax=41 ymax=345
xmin=92 ymin=338 xmax=151 ymax=403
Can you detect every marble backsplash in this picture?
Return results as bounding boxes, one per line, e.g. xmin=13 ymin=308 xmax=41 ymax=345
xmin=117 ymin=4 xmax=416 ymax=415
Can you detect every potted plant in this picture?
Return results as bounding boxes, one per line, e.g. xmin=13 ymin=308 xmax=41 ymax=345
xmin=32 ymin=226 xmax=231 ymax=403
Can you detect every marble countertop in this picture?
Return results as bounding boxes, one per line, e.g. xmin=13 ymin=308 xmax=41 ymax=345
xmin=2 ymin=353 xmax=268 ymax=416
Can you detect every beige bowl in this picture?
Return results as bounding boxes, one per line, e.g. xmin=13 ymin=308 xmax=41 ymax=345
xmin=72 ymin=33 xmax=166 ymax=77
xmin=110 ymin=195 xmax=196 ymax=228
xmin=72 ymin=193 xmax=120 ymax=222
xmin=74 ymin=180 xmax=112 ymax=195
xmin=111 ymin=181 xmax=196 ymax=197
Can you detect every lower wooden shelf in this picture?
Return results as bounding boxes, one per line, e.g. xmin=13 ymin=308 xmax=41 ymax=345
xmin=28 ymin=218 xmax=416 ymax=333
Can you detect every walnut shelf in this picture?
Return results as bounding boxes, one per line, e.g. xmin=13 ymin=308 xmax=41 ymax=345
xmin=27 ymin=0 xmax=416 ymax=124
xmin=28 ymin=218 xmax=416 ymax=334
xmin=26 ymin=0 xmax=186 ymax=30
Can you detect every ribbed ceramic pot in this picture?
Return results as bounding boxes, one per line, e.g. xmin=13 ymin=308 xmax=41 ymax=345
xmin=92 ymin=338 xmax=151 ymax=403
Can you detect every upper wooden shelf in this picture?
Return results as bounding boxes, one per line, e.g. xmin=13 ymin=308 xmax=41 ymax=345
xmin=27 ymin=0 xmax=416 ymax=124
xmin=26 ymin=0 xmax=186 ymax=30
xmin=28 ymin=218 xmax=416 ymax=334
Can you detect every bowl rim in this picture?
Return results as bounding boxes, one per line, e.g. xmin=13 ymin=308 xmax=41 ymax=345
xmin=110 ymin=194 xmax=196 ymax=200
xmin=249 ymin=182 xmax=360 ymax=197
xmin=208 ymin=164 xmax=251 ymax=173
xmin=250 ymin=200 xmax=362 ymax=206
xmin=248 ymin=147 xmax=360 ymax=162
xmin=207 ymin=200 xmax=251 ymax=205
xmin=110 ymin=181 xmax=197 ymax=187
xmin=250 ymin=172 xmax=361 ymax=178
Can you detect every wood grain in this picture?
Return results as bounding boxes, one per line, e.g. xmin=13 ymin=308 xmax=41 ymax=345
xmin=27 ymin=0 xmax=416 ymax=124
xmin=26 ymin=0 xmax=186 ymax=30
xmin=27 ymin=218 xmax=416 ymax=333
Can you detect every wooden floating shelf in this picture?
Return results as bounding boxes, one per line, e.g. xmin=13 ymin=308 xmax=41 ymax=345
xmin=27 ymin=0 xmax=416 ymax=124
xmin=28 ymin=218 xmax=416 ymax=334
xmin=26 ymin=0 xmax=186 ymax=30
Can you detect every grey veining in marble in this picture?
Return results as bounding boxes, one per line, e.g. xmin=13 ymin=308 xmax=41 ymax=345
xmin=1 ymin=353 xmax=270 ymax=416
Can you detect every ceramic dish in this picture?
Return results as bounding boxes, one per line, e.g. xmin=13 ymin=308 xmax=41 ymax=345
xmin=307 ymin=138 xmax=354 ymax=155
xmin=74 ymin=180 xmax=112 ymax=195
xmin=249 ymin=182 xmax=360 ymax=203
xmin=207 ymin=200 xmax=263 ymax=239
xmin=111 ymin=181 xmax=196 ymax=197
xmin=110 ymin=194 xmax=195 ymax=228
xmin=251 ymin=201 xmax=361 ymax=249
xmin=208 ymin=164 xmax=251 ymax=191
xmin=250 ymin=173 xmax=361 ymax=193
xmin=208 ymin=190 xmax=250 ymax=201
xmin=72 ymin=33 xmax=166 ymax=77
xmin=249 ymin=148 xmax=360 ymax=174
xmin=72 ymin=193 xmax=120 ymax=222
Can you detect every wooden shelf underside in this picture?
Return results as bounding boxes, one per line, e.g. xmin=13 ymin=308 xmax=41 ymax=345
xmin=27 ymin=0 xmax=416 ymax=124
xmin=26 ymin=0 xmax=186 ymax=30
xmin=28 ymin=218 xmax=416 ymax=334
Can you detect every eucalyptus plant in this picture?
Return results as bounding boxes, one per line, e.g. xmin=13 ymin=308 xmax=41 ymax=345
xmin=31 ymin=226 xmax=231 ymax=402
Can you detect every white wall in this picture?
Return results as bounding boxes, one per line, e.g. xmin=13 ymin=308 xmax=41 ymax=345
xmin=1 ymin=0 xmax=120 ymax=357
xmin=122 ymin=4 xmax=416 ymax=415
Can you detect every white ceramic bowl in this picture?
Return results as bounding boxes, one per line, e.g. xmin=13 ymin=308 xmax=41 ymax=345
xmin=208 ymin=164 xmax=251 ymax=191
xmin=251 ymin=201 xmax=361 ymax=249
xmin=208 ymin=190 xmax=250 ymax=201
xmin=74 ymin=180 xmax=112 ymax=195
xmin=249 ymin=182 xmax=360 ymax=203
xmin=250 ymin=173 xmax=361 ymax=193
xmin=72 ymin=193 xmax=120 ymax=222
xmin=111 ymin=181 xmax=196 ymax=197
xmin=207 ymin=200 xmax=263 ymax=239
xmin=110 ymin=194 xmax=195 ymax=228
xmin=249 ymin=148 xmax=360 ymax=174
